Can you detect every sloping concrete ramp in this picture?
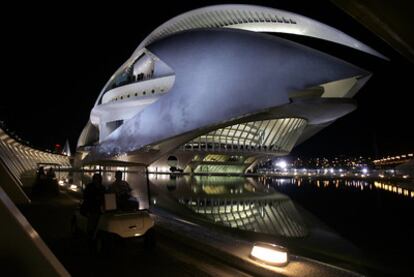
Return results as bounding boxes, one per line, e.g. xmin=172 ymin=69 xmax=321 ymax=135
xmin=0 ymin=186 xmax=69 ymax=276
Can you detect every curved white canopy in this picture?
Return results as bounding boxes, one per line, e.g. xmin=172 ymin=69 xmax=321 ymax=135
xmin=134 ymin=4 xmax=387 ymax=60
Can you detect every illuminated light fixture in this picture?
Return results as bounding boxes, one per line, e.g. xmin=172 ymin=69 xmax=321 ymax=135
xmin=69 ymin=184 xmax=78 ymax=191
xmin=58 ymin=180 xmax=65 ymax=186
xmin=275 ymin=160 xmax=287 ymax=169
xmin=250 ymin=242 xmax=288 ymax=266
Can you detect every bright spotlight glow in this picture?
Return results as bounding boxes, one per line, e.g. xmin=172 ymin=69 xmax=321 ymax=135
xmin=250 ymin=243 xmax=288 ymax=266
xmin=362 ymin=168 xmax=368 ymax=174
xmin=69 ymin=185 xmax=78 ymax=191
xmin=275 ymin=160 xmax=287 ymax=169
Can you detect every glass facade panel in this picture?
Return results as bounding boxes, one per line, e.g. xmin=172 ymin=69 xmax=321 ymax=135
xmin=183 ymin=118 xmax=307 ymax=154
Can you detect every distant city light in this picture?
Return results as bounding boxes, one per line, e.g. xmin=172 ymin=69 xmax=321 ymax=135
xmin=275 ymin=160 xmax=287 ymax=169
xmin=362 ymin=168 xmax=368 ymax=174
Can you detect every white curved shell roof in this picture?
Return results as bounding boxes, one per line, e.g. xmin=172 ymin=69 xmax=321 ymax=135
xmin=133 ymin=4 xmax=386 ymax=59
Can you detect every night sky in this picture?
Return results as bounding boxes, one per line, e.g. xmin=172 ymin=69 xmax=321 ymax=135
xmin=2 ymin=1 xmax=413 ymax=158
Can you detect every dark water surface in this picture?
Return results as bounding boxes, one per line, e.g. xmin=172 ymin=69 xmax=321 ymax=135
xmin=149 ymin=175 xmax=414 ymax=276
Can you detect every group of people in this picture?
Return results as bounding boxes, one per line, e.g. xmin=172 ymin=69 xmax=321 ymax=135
xmin=82 ymin=170 xmax=137 ymax=215
xmin=32 ymin=166 xmax=59 ymax=196
xmin=82 ymin=170 xmax=137 ymax=239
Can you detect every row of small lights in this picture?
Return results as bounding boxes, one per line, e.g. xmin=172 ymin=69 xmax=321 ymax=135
xmin=373 ymin=153 xmax=413 ymax=164
xmin=271 ymin=160 xmax=412 ymax=179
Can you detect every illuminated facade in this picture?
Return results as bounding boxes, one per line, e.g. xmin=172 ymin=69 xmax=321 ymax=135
xmin=77 ymin=4 xmax=384 ymax=173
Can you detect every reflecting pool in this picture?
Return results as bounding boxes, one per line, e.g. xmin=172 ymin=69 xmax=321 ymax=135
xmin=148 ymin=174 xmax=414 ymax=276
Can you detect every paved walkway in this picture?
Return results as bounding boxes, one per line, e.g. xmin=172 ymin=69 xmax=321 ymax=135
xmin=18 ymin=191 xmax=252 ymax=277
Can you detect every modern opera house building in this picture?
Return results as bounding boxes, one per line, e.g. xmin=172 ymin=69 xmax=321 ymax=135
xmin=77 ymin=4 xmax=384 ymax=174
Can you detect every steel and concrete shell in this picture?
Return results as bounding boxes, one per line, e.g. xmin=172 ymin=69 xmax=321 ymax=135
xmin=77 ymin=4 xmax=383 ymax=173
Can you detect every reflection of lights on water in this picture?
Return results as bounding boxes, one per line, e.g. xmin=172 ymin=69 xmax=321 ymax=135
xmin=374 ymin=181 xmax=413 ymax=198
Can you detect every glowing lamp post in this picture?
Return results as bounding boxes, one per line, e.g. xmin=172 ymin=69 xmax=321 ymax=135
xmin=250 ymin=242 xmax=289 ymax=266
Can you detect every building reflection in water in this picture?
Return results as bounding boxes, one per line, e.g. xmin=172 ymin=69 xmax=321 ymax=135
xmin=149 ymin=174 xmax=413 ymax=241
xmin=150 ymin=175 xmax=308 ymax=238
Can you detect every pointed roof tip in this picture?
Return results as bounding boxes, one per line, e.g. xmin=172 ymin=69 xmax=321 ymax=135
xmin=63 ymin=139 xmax=72 ymax=156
